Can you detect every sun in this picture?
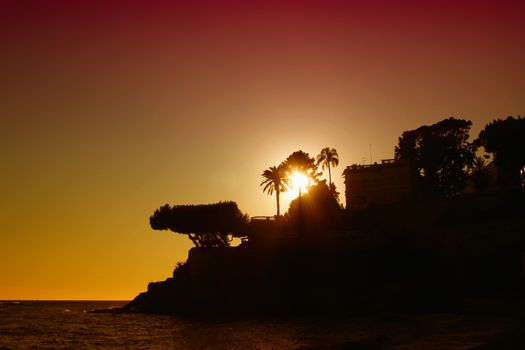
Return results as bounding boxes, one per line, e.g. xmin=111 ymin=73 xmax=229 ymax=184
xmin=288 ymin=170 xmax=309 ymax=198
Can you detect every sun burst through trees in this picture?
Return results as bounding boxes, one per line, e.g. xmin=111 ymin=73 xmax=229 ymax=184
xmin=289 ymin=170 xmax=310 ymax=198
xmin=261 ymin=149 xmax=338 ymax=217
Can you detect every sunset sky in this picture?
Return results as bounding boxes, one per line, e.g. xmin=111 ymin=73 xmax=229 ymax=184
xmin=1 ymin=0 xmax=524 ymax=300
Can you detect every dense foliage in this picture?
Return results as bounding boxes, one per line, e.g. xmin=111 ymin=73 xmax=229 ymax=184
xmin=282 ymin=150 xmax=320 ymax=182
xmin=150 ymin=201 xmax=249 ymax=247
xmin=477 ymin=116 xmax=525 ymax=188
xmin=395 ymin=117 xmax=475 ymax=197
xmin=469 ymin=156 xmax=491 ymax=192
xmin=286 ymin=181 xmax=342 ymax=231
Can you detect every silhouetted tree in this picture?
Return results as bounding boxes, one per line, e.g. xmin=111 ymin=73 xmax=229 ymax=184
xmin=470 ymin=156 xmax=490 ymax=192
xmin=260 ymin=164 xmax=289 ymax=217
xmin=395 ymin=117 xmax=475 ymax=197
xmin=282 ymin=150 xmax=320 ymax=183
xmin=149 ymin=201 xmax=249 ymax=247
xmin=286 ymin=181 xmax=342 ymax=232
xmin=316 ymin=147 xmax=339 ymax=186
xmin=477 ymin=116 xmax=525 ymax=189
xmin=329 ymin=182 xmax=341 ymax=203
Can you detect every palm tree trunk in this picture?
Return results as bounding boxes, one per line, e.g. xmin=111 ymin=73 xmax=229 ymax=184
xmin=328 ymin=164 xmax=332 ymax=185
xmin=276 ymin=188 xmax=280 ymax=217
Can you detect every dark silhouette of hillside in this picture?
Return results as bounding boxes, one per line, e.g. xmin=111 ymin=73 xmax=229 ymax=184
xmin=125 ymin=190 xmax=525 ymax=319
xmin=116 ymin=118 xmax=525 ymax=350
xmin=128 ymin=115 xmax=524 ymax=314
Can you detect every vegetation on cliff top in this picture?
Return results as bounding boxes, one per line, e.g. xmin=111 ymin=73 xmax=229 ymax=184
xmin=148 ymin=116 xmax=524 ymax=249
xmin=149 ymin=201 xmax=249 ymax=247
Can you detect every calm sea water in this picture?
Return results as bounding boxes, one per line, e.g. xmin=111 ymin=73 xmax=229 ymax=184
xmin=0 ymin=301 xmax=369 ymax=349
xmin=2 ymin=300 xmax=506 ymax=349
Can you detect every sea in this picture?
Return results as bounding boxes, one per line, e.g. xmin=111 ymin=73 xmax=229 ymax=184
xmin=0 ymin=301 xmax=377 ymax=349
xmin=0 ymin=300 xmax=510 ymax=349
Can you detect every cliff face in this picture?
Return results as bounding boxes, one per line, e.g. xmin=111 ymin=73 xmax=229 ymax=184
xmin=125 ymin=245 xmax=264 ymax=314
xmin=124 ymin=234 xmax=390 ymax=314
xmin=125 ymin=192 xmax=525 ymax=316
xmin=124 ymin=237 xmax=522 ymax=315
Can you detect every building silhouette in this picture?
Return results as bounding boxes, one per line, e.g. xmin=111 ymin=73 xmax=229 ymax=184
xmin=344 ymin=159 xmax=413 ymax=210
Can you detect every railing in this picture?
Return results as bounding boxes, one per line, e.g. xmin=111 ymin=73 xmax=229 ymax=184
xmin=251 ymin=216 xmax=276 ymax=221
xmin=344 ymin=159 xmax=400 ymax=172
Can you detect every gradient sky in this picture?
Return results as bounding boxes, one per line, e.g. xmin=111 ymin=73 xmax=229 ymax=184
xmin=1 ymin=0 xmax=524 ymax=300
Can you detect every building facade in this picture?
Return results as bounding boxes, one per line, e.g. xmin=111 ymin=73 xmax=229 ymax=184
xmin=344 ymin=159 xmax=413 ymax=210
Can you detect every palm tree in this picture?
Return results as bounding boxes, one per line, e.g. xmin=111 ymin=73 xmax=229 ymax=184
xmin=282 ymin=150 xmax=320 ymax=183
xmin=316 ymin=147 xmax=339 ymax=186
xmin=260 ymin=164 xmax=289 ymax=217
xmin=470 ymin=155 xmax=490 ymax=192
xmin=471 ymin=156 xmax=487 ymax=172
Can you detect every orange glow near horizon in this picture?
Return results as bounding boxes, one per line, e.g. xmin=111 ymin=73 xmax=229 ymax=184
xmin=1 ymin=0 xmax=524 ymax=300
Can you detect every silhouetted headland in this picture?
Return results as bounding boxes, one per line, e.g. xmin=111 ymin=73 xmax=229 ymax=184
xmin=119 ymin=190 xmax=525 ymax=318
xmin=119 ymin=117 xmax=525 ymax=319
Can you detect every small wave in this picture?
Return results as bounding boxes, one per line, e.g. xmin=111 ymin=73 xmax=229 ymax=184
xmin=63 ymin=309 xmax=71 ymax=312
xmin=11 ymin=301 xmax=20 ymax=305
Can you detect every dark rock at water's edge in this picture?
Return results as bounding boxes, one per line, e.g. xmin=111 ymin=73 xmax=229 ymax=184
xmin=124 ymin=191 xmax=525 ymax=317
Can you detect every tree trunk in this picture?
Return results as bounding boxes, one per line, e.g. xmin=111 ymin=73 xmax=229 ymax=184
xmin=328 ymin=164 xmax=332 ymax=185
xmin=276 ymin=187 xmax=280 ymax=217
